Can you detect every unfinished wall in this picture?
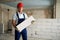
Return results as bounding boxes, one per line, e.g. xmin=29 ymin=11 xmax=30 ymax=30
xmin=0 ymin=4 xmax=16 ymax=31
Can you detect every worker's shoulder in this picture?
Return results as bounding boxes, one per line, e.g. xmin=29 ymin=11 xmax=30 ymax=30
xmin=13 ymin=12 xmax=27 ymax=16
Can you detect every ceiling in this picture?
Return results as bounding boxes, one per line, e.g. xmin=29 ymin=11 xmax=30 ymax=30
xmin=0 ymin=0 xmax=21 ymax=2
xmin=0 ymin=0 xmax=54 ymax=8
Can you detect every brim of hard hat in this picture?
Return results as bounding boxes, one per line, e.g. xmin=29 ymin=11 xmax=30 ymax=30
xmin=17 ymin=6 xmax=24 ymax=8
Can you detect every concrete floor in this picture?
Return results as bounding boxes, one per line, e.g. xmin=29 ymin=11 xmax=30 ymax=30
xmin=0 ymin=33 xmax=14 ymax=40
xmin=0 ymin=33 xmax=52 ymax=40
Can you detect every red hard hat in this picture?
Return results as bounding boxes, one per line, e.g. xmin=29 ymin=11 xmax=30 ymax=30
xmin=17 ymin=2 xmax=24 ymax=8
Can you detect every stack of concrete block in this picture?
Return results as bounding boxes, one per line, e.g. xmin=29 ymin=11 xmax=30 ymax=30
xmin=27 ymin=19 xmax=60 ymax=40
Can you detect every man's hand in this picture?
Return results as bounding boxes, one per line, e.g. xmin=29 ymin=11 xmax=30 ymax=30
xmin=31 ymin=21 xmax=35 ymax=24
xmin=15 ymin=27 xmax=19 ymax=31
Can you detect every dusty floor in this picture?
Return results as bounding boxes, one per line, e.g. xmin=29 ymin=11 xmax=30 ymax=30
xmin=0 ymin=33 xmax=14 ymax=40
xmin=0 ymin=33 xmax=52 ymax=40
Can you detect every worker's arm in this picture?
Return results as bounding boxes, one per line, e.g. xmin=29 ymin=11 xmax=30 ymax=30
xmin=12 ymin=20 xmax=16 ymax=28
xmin=12 ymin=14 xmax=17 ymax=28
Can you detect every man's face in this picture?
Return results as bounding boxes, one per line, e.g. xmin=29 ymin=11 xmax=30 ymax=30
xmin=18 ymin=7 xmax=23 ymax=12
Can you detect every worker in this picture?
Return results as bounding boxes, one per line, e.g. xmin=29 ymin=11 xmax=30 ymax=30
xmin=12 ymin=2 xmax=28 ymax=40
